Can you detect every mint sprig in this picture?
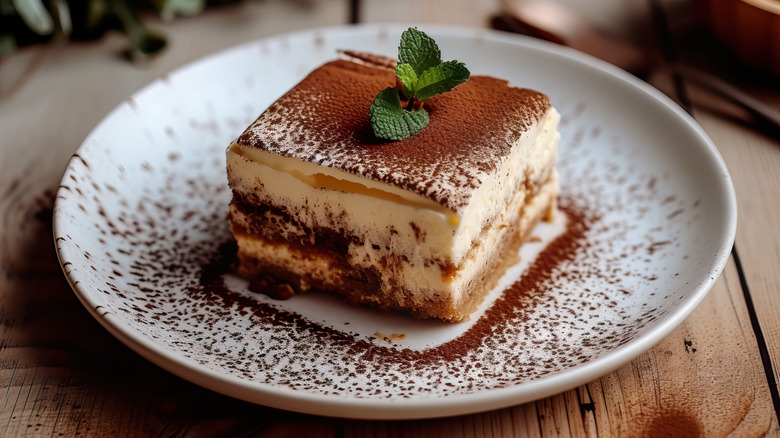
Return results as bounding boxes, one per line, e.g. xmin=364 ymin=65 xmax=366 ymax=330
xmin=370 ymin=28 xmax=470 ymax=141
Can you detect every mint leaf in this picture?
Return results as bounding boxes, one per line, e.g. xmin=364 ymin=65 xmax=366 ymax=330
xmin=414 ymin=60 xmax=470 ymax=101
xmin=398 ymin=28 xmax=441 ymax=76
xmin=369 ymin=28 xmax=470 ymax=142
xmin=370 ymin=87 xmax=429 ymax=141
xmin=395 ymin=63 xmax=418 ymax=99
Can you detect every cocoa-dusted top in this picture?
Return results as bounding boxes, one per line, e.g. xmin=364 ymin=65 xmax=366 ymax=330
xmin=237 ymin=56 xmax=551 ymax=213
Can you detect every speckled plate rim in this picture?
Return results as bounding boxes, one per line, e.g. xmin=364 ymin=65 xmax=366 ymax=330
xmin=54 ymin=23 xmax=737 ymax=420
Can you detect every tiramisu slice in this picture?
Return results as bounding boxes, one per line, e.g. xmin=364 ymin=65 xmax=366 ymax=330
xmin=226 ymin=51 xmax=560 ymax=322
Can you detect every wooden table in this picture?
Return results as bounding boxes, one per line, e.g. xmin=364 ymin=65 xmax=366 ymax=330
xmin=2 ymin=0 xmax=779 ymax=436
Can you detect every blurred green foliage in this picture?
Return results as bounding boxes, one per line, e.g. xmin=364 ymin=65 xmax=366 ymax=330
xmin=0 ymin=0 xmax=240 ymax=59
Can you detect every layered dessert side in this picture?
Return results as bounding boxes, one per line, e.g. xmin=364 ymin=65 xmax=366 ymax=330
xmin=226 ymin=33 xmax=560 ymax=322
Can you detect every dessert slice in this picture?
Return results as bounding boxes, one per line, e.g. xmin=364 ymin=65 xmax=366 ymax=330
xmin=226 ymin=52 xmax=560 ymax=322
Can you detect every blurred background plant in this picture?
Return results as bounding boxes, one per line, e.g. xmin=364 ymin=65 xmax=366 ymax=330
xmin=0 ymin=0 xmax=243 ymax=59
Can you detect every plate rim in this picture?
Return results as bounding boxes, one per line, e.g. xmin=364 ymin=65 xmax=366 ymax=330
xmin=53 ymin=22 xmax=738 ymax=420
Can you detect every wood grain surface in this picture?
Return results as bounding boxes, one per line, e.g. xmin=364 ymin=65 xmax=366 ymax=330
xmin=2 ymin=0 xmax=779 ymax=436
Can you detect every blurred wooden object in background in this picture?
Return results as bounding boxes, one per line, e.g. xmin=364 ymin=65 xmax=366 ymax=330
xmin=700 ymin=0 xmax=780 ymax=76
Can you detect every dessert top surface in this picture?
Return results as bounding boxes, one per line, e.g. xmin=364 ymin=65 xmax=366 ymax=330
xmin=237 ymin=55 xmax=551 ymax=212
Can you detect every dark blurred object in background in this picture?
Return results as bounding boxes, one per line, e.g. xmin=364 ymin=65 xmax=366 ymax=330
xmin=492 ymin=0 xmax=780 ymax=136
xmin=697 ymin=0 xmax=780 ymax=77
xmin=492 ymin=0 xmax=653 ymax=76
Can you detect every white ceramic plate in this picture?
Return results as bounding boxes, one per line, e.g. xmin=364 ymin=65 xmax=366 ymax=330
xmin=54 ymin=24 xmax=736 ymax=419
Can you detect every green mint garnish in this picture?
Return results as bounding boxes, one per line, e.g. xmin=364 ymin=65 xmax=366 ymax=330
xmin=369 ymin=28 xmax=470 ymax=141
xmin=369 ymin=87 xmax=430 ymax=140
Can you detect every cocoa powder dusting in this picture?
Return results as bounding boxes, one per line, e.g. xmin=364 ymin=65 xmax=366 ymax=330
xmin=192 ymin=200 xmax=592 ymax=367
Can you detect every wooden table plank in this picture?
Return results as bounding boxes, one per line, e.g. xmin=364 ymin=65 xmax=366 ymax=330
xmin=694 ymin=109 xmax=780 ymax=340
xmin=693 ymin=108 xmax=780 ymax=433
